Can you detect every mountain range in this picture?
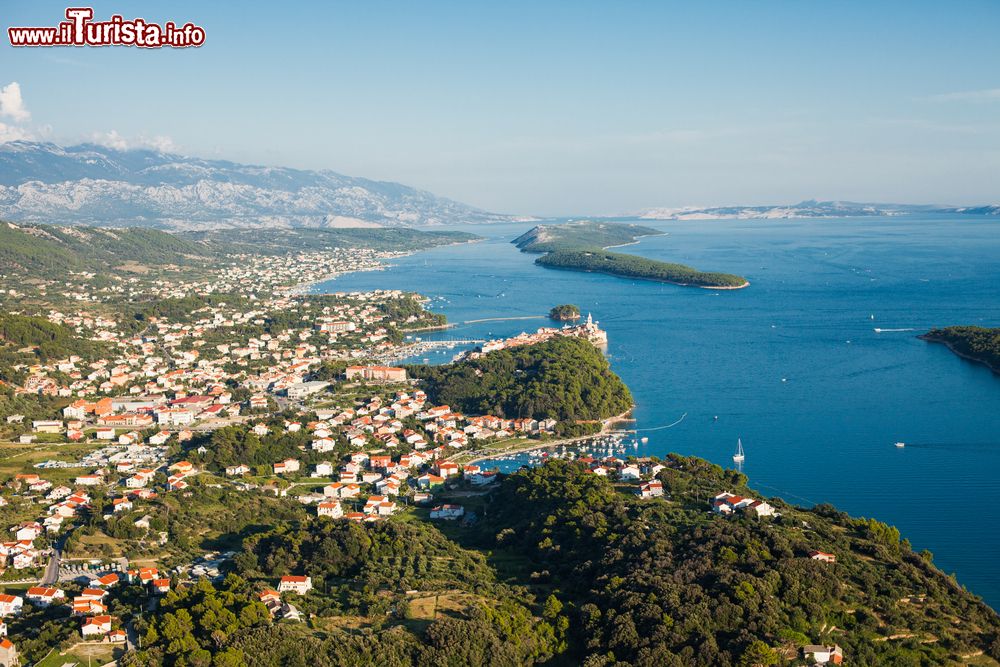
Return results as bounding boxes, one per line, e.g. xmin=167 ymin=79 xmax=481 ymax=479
xmin=638 ymin=199 xmax=1000 ymax=220
xmin=0 ymin=141 xmax=512 ymax=229
xmin=0 ymin=141 xmax=996 ymax=230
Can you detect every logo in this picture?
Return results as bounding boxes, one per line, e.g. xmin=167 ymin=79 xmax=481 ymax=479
xmin=8 ymin=7 xmax=206 ymax=48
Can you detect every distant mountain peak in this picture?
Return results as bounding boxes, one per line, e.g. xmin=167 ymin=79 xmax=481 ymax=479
xmin=0 ymin=140 xmax=511 ymax=229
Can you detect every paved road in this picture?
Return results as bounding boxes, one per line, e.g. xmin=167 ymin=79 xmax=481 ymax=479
xmin=126 ymin=617 xmax=139 ymax=651
xmin=41 ymin=538 xmax=64 ymax=585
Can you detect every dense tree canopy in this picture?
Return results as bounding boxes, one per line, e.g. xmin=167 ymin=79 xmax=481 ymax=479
xmin=548 ymin=304 xmax=581 ymax=321
xmin=537 ymin=249 xmax=748 ymax=288
xmin=408 ymin=336 xmax=632 ymax=422
xmin=0 ymin=312 xmax=109 ymax=362
xmin=469 ymin=458 xmax=1000 ymax=666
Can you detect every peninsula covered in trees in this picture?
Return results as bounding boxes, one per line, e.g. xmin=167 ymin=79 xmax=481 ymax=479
xmin=121 ymin=457 xmax=1000 ymax=666
xmin=407 ymin=336 xmax=633 ymax=425
xmin=921 ymin=326 xmax=1000 ymax=374
xmin=512 ymin=220 xmax=749 ymax=289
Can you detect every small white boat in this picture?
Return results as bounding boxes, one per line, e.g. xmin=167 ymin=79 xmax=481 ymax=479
xmin=640 ymin=437 xmax=649 ymax=444
xmin=733 ymin=438 xmax=745 ymax=463
xmin=895 ymin=441 xmax=906 ymax=448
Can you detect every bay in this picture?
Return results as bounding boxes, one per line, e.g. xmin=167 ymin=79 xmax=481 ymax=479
xmin=317 ymin=215 xmax=1000 ymax=608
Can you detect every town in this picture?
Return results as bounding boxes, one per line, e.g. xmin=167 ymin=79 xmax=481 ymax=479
xmin=0 ymin=240 xmax=649 ymax=665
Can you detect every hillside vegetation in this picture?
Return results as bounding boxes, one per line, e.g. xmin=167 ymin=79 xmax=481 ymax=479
xmin=121 ymin=456 xmax=1000 ymax=666
xmin=0 ymin=221 xmax=478 ymax=279
xmin=471 ymin=458 xmax=1000 ymax=666
xmin=512 ymin=221 xmax=748 ymax=289
xmin=126 ymin=521 xmax=563 ymax=667
xmin=538 ymin=249 xmax=749 ymax=288
xmin=922 ymin=326 xmax=1000 ymax=374
xmin=513 ymin=221 xmax=662 ymax=253
xmin=549 ymin=304 xmax=581 ymax=321
xmin=0 ymin=313 xmax=110 ymax=387
xmin=0 ymin=221 xmax=210 ymax=274
xmin=407 ymin=336 xmax=632 ymax=423
xmin=180 ymin=227 xmax=479 ymax=255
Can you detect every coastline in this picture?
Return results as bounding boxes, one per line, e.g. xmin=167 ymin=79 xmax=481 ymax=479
xmin=920 ymin=335 xmax=1000 ymax=375
xmin=536 ymin=261 xmax=750 ymax=290
xmin=700 ymin=280 xmax=750 ymax=290
xmin=290 ymin=238 xmax=483 ymax=296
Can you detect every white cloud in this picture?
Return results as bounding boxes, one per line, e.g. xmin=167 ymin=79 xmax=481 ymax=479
xmin=89 ymin=130 xmax=178 ymax=153
xmin=927 ymin=88 xmax=1000 ymax=102
xmin=139 ymin=135 xmax=178 ymax=152
xmin=0 ymin=121 xmax=32 ymax=143
xmin=0 ymin=82 xmax=30 ymax=122
xmin=90 ymin=129 xmax=130 ymax=150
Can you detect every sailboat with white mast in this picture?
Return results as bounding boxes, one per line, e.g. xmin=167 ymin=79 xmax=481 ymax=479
xmin=732 ymin=438 xmax=745 ymax=463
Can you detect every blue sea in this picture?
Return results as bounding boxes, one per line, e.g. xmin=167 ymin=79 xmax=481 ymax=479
xmin=318 ymin=216 xmax=1000 ymax=608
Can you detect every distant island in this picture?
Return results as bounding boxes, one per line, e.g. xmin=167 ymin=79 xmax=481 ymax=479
xmin=921 ymin=326 xmax=1000 ymax=374
xmin=513 ymin=220 xmax=749 ymax=289
xmin=637 ymin=199 xmax=1000 ymax=220
xmin=548 ymin=304 xmax=581 ymax=321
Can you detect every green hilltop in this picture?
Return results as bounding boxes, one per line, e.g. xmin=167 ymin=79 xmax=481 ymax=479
xmin=0 ymin=221 xmax=210 ymax=274
xmin=120 ymin=456 xmax=1000 ymax=666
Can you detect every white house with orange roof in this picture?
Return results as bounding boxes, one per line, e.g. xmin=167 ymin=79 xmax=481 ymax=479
xmin=0 ymin=595 xmax=22 ymax=617
xmin=317 ymin=501 xmax=343 ymax=518
xmin=81 ymin=615 xmax=113 ymax=638
xmin=274 ymin=459 xmax=300 ymax=475
xmin=277 ymin=575 xmax=312 ymax=595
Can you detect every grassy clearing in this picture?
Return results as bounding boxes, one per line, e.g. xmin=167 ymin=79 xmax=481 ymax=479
xmin=36 ymin=642 xmax=122 ymax=667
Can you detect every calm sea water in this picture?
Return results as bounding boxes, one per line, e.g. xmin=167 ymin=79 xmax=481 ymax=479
xmin=318 ymin=216 xmax=1000 ymax=608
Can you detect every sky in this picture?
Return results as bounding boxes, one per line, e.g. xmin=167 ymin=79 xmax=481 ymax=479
xmin=1 ymin=0 xmax=999 ymax=216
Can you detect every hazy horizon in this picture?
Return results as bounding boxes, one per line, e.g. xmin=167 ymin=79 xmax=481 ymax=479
xmin=3 ymin=1 xmax=999 ymax=216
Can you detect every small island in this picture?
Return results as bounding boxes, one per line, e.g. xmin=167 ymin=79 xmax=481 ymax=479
xmin=921 ymin=325 xmax=1000 ymax=374
xmin=512 ymin=220 xmax=749 ymax=289
xmin=549 ymin=304 xmax=581 ymax=321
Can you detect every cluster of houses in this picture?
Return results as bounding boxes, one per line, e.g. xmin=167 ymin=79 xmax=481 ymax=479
xmin=0 ymin=564 xmax=171 ymax=650
xmin=255 ymin=575 xmax=316 ymax=621
xmin=294 ymin=447 xmax=500 ymax=522
xmin=9 ymin=278 xmax=455 ymax=448
xmin=0 ymin=244 xmax=630 ymax=661
xmin=710 ymin=492 xmax=777 ymax=518
xmin=216 ymin=390 xmax=557 ymax=483
xmin=460 ymin=313 xmax=608 ymax=361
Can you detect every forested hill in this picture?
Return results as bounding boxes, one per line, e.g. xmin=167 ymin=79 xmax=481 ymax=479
xmin=180 ymin=226 xmax=478 ymax=255
xmin=122 ymin=455 xmax=1000 ymax=666
xmin=511 ymin=220 xmax=748 ymax=289
xmin=536 ymin=249 xmax=749 ymax=289
xmin=473 ymin=458 xmax=1000 ymax=666
xmin=0 ymin=221 xmax=211 ymax=274
xmin=0 ymin=221 xmax=479 ymax=279
xmin=407 ymin=336 xmax=633 ymax=425
xmin=0 ymin=313 xmax=107 ymax=362
xmin=922 ymin=326 xmax=1000 ymax=374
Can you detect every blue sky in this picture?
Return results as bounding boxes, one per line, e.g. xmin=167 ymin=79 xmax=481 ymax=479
xmin=2 ymin=1 xmax=999 ymax=215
